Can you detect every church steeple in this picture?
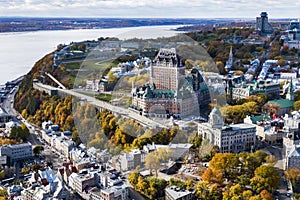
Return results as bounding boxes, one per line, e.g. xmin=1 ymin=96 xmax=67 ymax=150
xmin=228 ymin=46 xmax=233 ymax=66
xmin=225 ymin=46 xmax=233 ymax=71
xmin=286 ymin=78 xmax=294 ymax=101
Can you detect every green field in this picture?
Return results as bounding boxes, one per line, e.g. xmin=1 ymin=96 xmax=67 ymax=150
xmin=96 ymin=93 xmax=112 ymax=102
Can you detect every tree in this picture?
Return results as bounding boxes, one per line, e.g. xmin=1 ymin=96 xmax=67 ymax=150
xmin=145 ymin=152 xmax=160 ymax=177
xmin=33 ymin=145 xmax=44 ymax=157
xmin=136 ymin=176 xmax=148 ymax=192
xmin=9 ymin=124 xmax=30 ymax=141
xmin=209 ymin=153 xmax=238 ymax=178
xmin=285 ymin=167 xmax=300 ymax=188
xmin=294 ymin=100 xmax=300 ymax=111
xmin=250 ymin=165 xmax=280 ymax=192
xmin=157 ymin=147 xmax=173 ymax=164
xmin=265 ymin=155 xmax=277 ymax=166
xmin=260 ymin=189 xmax=273 ymax=200
xmin=0 ymin=188 xmax=8 ymax=199
xmin=199 ymin=139 xmax=214 ymax=160
xmin=190 ymin=134 xmax=203 ymax=148
xmin=242 ymin=190 xmax=253 ymax=200
xmin=196 ymin=181 xmax=210 ymax=200
xmin=262 ymin=103 xmax=281 ymax=116
xmin=201 ymin=168 xmax=224 ymax=185
xmin=128 ymin=170 xmax=139 ymax=187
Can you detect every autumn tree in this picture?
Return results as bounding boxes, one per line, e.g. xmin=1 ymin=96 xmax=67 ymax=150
xmin=294 ymin=100 xmax=300 ymax=111
xmin=145 ymin=151 xmax=160 ymax=177
xmin=157 ymin=147 xmax=173 ymax=164
xmin=259 ymin=189 xmax=273 ymax=200
xmin=262 ymin=103 xmax=281 ymax=116
xmin=250 ymin=165 xmax=280 ymax=192
xmin=0 ymin=188 xmax=8 ymax=199
xmin=209 ymin=153 xmax=238 ymax=178
xmin=128 ymin=169 xmax=139 ymax=187
xmin=201 ymin=168 xmax=224 ymax=185
xmin=285 ymin=167 xmax=300 ymax=188
xmin=222 ymin=184 xmax=243 ymax=200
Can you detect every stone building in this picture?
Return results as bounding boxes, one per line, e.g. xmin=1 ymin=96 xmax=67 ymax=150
xmin=198 ymin=107 xmax=256 ymax=153
xmin=131 ymin=48 xmax=210 ymax=119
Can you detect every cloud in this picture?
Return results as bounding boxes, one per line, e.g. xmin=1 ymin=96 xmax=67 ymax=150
xmin=0 ymin=0 xmax=299 ymax=18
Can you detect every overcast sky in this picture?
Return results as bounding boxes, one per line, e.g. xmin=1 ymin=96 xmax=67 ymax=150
xmin=0 ymin=0 xmax=299 ymax=18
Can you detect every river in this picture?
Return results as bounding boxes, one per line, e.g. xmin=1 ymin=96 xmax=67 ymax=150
xmin=0 ymin=25 xmax=182 ymax=84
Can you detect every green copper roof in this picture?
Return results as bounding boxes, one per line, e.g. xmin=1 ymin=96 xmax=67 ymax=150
xmin=268 ymin=99 xmax=294 ymax=108
xmin=249 ymin=114 xmax=271 ymax=123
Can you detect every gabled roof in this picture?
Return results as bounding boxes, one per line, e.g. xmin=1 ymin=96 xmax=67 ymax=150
xmin=288 ymin=145 xmax=300 ymax=158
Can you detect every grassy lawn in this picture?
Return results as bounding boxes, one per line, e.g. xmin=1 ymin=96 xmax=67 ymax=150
xmin=65 ymin=62 xmax=83 ymax=70
xmin=96 ymin=93 xmax=112 ymax=102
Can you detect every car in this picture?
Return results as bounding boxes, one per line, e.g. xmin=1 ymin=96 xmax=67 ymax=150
xmin=287 ymin=193 xmax=291 ymax=197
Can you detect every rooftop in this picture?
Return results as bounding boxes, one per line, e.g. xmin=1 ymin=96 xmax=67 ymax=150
xmin=268 ymin=99 xmax=294 ymax=109
xmin=225 ymin=123 xmax=256 ymax=130
xmin=166 ymin=186 xmax=192 ymax=199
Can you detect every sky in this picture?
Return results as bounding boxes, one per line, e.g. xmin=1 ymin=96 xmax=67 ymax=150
xmin=0 ymin=0 xmax=299 ymax=19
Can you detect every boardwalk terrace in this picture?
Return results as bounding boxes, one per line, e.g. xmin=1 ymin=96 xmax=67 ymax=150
xmin=131 ymin=48 xmax=210 ymax=119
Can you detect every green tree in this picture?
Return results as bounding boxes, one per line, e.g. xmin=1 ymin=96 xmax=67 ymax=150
xmin=250 ymin=165 xmax=280 ymax=192
xmin=33 ymin=145 xmax=44 ymax=156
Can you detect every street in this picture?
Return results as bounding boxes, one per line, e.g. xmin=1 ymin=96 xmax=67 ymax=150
xmin=262 ymin=146 xmax=293 ymax=200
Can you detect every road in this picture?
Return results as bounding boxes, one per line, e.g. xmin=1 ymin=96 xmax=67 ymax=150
xmin=2 ymin=86 xmax=18 ymax=116
xmin=262 ymin=146 xmax=293 ymax=200
xmin=34 ymin=82 xmax=167 ymax=129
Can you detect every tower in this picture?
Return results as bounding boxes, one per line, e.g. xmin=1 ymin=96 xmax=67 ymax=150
xmin=228 ymin=46 xmax=233 ymax=67
xmin=209 ymin=107 xmax=223 ymax=129
xmin=256 ymin=12 xmax=273 ymax=35
xmin=225 ymin=46 xmax=233 ymax=71
xmin=286 ymin=78 xmax=294 ymax=101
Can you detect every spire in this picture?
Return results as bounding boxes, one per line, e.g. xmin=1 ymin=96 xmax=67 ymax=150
xmin=225 ymin=46 xmax=233 ymax=71
xmin=286 ymin=78 xmax=294 ymax=101
xmin=229 ymin=46 xmax=233 ymax=66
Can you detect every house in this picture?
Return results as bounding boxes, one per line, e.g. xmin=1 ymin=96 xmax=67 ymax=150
xmin=165 ymin=186 xmax=193 ymax=200
xmin=120 ymin=149 xmax=142 ymax=172
xmin=286 ymin=145 xmax=300 ymax=170
xmin=143 ymin=143 xmax=192 ymax=161
xmin=244 ymin=115 xmax=284 ymax=144
xmin=267 ymin=99 xmax=294 ymax=117
xmin=0 ymin=107 xmax=13 ymax=127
